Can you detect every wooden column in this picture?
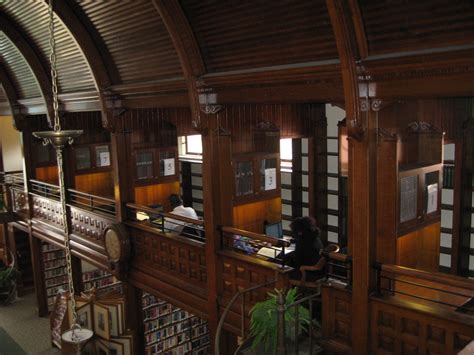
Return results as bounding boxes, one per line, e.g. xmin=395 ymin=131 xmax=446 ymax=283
xmin=457 ymin=118 xmax=473 ymax=276
xmin=349 ymin=99 xmax=378 ymax=354
xmin=200 ymin=110 xmax=233 ymax=354
xmin=29 ymin=232 xmax=48 ymax=316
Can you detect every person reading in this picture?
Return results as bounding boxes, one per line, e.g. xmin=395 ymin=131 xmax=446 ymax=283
xmin=286 ymin=216 xmax=324 ymax=281
xmin=163 ymin=194 xmax=199 ymax=233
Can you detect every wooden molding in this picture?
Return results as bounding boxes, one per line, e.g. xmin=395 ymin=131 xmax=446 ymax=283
xmin=0 ymin=12 xmax=54 ymax=127
xmin=326 ymin=0 xmax=364 ymax=141
xmin=348 ymin=0 xmax=368 ymax=59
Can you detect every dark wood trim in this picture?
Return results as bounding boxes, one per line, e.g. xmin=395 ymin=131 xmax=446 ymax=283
xmin=0 ymin=12 xmax=54 ymax=126
xmin=326 ymin=0 xmax=363 ymax=140
xmin=450 ymin=140 xmax=463 ymax=274
xmin=347 ymin=0 xmax=368 ymax=59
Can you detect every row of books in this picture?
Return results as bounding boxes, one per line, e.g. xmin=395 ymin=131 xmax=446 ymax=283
xmin=42 ymin=242 xmax=67 ymax=311
xmin=43 ymin=249 xmax=65 ymax=261
xmin=142 ymin=292 xmax=210 ymax=355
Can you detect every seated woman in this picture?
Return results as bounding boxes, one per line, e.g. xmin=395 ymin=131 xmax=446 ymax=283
xmin=287 ymin=216 xmax=324 ymax=281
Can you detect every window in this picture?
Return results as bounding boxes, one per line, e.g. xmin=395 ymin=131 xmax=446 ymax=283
xmin=95 ymin=145 xmax=111 ymax=167
xmin=280 ymin=138 xmax=292 ymax=170
xmin=75 ymin=147 xmax=91 ymax=170
xmin=186 ymin=135 xmax=203 ymax=155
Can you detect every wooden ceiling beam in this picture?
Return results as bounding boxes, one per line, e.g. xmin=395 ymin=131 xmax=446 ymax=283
xmin=153 ymin=0 xmax=206 ymax=124
xmin=0 ymin=64 xmax=19 ymax=121
xmin=46 ymin=0 xmax=122 ymax=131
xmin=326 ymin=0 xmax=364 ymax=140
xmin=0 ymin=12 xmax=54 ymax=126
xmin=348 ymin=0 xmax=368 ymax=59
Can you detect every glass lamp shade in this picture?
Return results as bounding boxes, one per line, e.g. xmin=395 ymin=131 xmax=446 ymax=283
xmin=62 ymin=327 xmax=94 ymax=346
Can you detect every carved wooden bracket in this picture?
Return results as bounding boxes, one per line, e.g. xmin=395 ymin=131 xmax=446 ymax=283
xmin=376 ymin=128 xmax=397 ymax=141
xmin=100 ymin=90 xmax=126 ymax=133
xmin=407 ymin=121 xmax=441 ymax=133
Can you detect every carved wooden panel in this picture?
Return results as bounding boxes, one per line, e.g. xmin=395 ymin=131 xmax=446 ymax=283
xmin=371 ymin=297 xmax=474 ymax=355
xmin=321 ymin=285 xmax=352 ymax=349
xmin=69 ymin=206 xmax=114 ymax=244
xmin=11 ymin=188 xmax=28 ymax=216
xmin=31 ymin=195 xmax=63 ymax=229
xmin=219 ymin=253 xmax=276 ymax=304
xmin=131 ymin=227 xmax=207 ymax=289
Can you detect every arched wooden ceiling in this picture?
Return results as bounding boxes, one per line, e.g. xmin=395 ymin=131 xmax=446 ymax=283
xmin=0 ymin=0 xmax=473 ymax=115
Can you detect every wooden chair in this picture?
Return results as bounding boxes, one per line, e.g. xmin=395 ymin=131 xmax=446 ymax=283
xmin=289 ymin=244 xmax=340 ymax=293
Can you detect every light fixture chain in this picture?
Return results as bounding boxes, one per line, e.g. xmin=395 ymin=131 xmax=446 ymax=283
xmin=48 ymin=0 xmax=60 ymax=132
xmin=56 ymin=147 xmax=78 ymax=324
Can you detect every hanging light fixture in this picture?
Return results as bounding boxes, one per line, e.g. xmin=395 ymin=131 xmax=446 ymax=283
xmin=32 ymin=0 xmax=92 ymax=351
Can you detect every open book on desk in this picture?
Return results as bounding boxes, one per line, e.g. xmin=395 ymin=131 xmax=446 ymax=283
xmin=257 ymin=245 xmax=294 ymax=259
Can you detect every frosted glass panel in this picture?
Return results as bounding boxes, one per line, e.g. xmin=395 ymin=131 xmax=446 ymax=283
xmin=301 ymin=138 xmax=308 ymax=154
xmin=281 ymin=189 xmax=291 ymax=200
xmin=439 ymin=254 xmax=451 ymax=267
xmin=327 ymin=156 xmax=338 ymax=174
xmin=441 ymin=189 xmax=453 ymax=205
xmin=302 ymin=157 xmax=308 ymax=172
xmin=441 ymin=210 xmax=453 ymax=229
xmin=327 ymin=177 xmax=338 ymax=191
xmin=328 ymin=231 xmax=338 ymax=243
xmin=191 ymin=176 xmax=202 ymax=186
xmin=328 ymin=215 xmax=338 ymax=226
xmin=440 ymin=233 xmax=452 ymax=248
xmin=328 ymin=195 xmax=338 ymax=210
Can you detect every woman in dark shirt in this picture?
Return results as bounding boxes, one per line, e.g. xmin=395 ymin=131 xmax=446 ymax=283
xmin=288 ymin=216 xmax=324 ymax=281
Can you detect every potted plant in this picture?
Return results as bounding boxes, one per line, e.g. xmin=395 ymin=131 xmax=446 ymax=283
xmin=248 ymin=288 xmax=311 ymax=354
xmin=0 ymin=256 xmax=20 ymax=306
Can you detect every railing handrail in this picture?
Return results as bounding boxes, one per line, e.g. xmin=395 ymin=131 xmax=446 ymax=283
xmin=126 ymin=202 xmax=204 ymax=226
xmin=68 ymin=188 xmax=115 ymax=205
xmin=215 ymin=279 xmax=277 ymax=355
xmin=221 ymin=226 xmax=290 ymax=247
xmin=380 ymin=264 xmax=474 ymax=291
xmin=30 ymin=179 xmax=59 ymax=189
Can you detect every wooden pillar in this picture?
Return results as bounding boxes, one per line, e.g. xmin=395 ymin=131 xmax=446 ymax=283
xmin=349 ymin=99 xmax=378 ymax=354
xmin=29 ymin=232 xmax=48 ymax=316
xmin=457 ymin=118 xmax=473 ymax=276
xmin=200 ymin=110 xmax=233 ymax=354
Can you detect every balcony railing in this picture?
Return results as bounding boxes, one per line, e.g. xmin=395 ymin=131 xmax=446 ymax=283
xmin=68 ymin=189 xmax=116 ymax=218
xmin=374 ymin=263 xmax=474 ymax=313
xmin=220 ymin=226 xmax=291 ymax=267
xmin=126 ymin=203 xmax=205 ymax=242
xmin=30 ymin=179 xmax=60 ymax=200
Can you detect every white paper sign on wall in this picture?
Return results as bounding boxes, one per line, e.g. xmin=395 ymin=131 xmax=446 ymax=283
xmin=265 ymin=168 xmax=276 ymax=191
xmin=99 ymin=152 xmax=110 ymax=167
xmin=164 ymin=158 xmax=175 ymax=176
xmin=426 ymin=183 xmax=438 ymax=214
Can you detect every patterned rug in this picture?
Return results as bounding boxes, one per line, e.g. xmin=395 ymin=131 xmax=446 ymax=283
xmin=0 ymin=326 xmax=26 ymax=355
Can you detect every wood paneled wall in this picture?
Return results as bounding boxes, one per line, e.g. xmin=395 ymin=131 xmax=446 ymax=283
xmin=379 ymin=99 xmax=471 ymax=142
xmin=232 ymin=197 xmax=281 ymax=233
xmin=134 ymin=181 xmax=180 ymax=210
xmin=35 ymin=166 xmax=58 ymax=185
xmin=75 ymin=171 xmax=114 ymax=198
xmin=397 ymin=222 xmax=441 ymax=272
xmin=121 ymin=108 xmax=194 ymax=141
xmin=215 ymin=103 xmax=322 ymax=154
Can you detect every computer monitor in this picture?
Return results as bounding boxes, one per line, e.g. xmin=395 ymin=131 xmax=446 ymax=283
xmin=265 ymin=222 xmax=283 ymax=239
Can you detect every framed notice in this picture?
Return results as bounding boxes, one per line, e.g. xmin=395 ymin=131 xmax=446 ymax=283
xmin=400 ymin=175 xmax=418 ymax=223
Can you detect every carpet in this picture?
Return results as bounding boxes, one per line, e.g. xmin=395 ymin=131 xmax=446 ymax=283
xmin=0 ymin=326 xmax=26 ymax=355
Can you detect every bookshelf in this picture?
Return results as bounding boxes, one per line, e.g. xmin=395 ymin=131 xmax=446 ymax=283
xmin=142 ymin=292 xmax=210 ymax=354
xmin=42 ymin=242 xmax=67 ymax=311
xmin=82 ymin=262 xmax=123 ymax=294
